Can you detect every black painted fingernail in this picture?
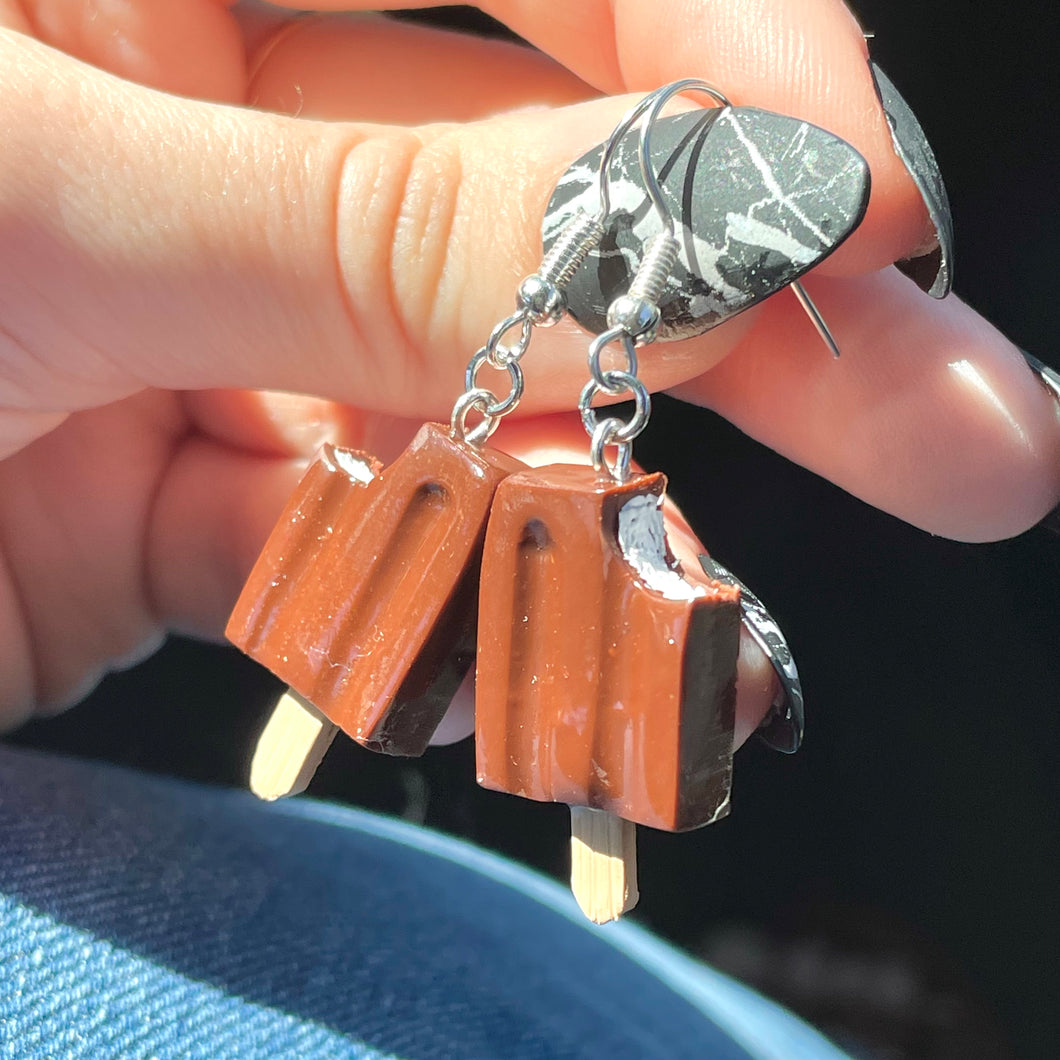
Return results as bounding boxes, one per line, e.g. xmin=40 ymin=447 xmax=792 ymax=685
xmin=870 ymin=61 xmax=954 ymax=299
xmin=545 ymin=107 xmax=869 ymax=341
xmin=1021 ymin=350 xmax=1060 ymax=535
xmin=755 ymin=694 xmax=805 ymax=754
xmin=1022 ymin=350 xmax=1060 ymax=402
xmin=699 ymin=555 xmax=805 ymax=754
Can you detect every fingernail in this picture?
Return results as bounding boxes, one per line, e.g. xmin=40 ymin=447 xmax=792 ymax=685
xmin=546 ymin=106 xmax=869 ymax=341
xmin=870 ymin=61 xmax=954 ymax=298
xmin=1022 ymin=350 xmax=1060 ymax=403
xmin=1021 ymin=350 xmax=1060 ymax=535
xmin=699 ymin=555 xmax=805 ymax=754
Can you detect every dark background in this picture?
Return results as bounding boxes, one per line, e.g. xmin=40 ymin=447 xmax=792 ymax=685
xmin=7 ymin=4 xmax=1057 ymax=1059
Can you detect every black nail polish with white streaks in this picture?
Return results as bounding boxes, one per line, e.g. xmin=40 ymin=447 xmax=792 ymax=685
xmin=544 ymin=106 xmax=870 ymax=342
xmin=870 ymin=62 xmax=955 ymax=299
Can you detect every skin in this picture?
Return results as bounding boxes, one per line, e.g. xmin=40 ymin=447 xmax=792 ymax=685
xmin=0 ymin=1 xmax=1056 ymax=748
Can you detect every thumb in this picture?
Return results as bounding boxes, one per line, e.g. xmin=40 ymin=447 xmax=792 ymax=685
xmin=1 ymin=24 xmax=917 ymax=429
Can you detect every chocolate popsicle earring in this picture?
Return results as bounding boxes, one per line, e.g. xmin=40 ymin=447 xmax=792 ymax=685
xmin=477 ymin=80 xmax=744 ymax=924
xmin=546 ymin=77 xmax=871 ymax=756
xmin=476 ymin=79 xmax=869 ymax=922
xmin=227 ymin=88 xmax=706 ymax=800
xmin=227 ymin=186 xmax=612 ymax=800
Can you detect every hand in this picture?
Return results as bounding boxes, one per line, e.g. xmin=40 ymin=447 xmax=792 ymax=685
xmin=1 ymin=2 xmax=1056 ymax=739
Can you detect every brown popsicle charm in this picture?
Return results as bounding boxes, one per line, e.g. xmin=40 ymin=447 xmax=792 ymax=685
xmin=227 ymin=423 xmax=524 ymax=799
xmin=475 ymin=465 xmax=741 ymax=921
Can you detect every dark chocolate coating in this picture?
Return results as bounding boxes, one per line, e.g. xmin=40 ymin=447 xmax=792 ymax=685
xmin=227 ymin=424 xmax=524 ymax=756
xmin=475 ymin=466 xmax=741 ymax=832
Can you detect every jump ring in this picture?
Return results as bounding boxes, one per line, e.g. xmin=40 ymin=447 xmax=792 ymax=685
xmin=588 ymin=327 xmax=639 ymax=393
xmin=465 ymin=347 xmax=525 ymax=418
xmin=450 ymin=388 xmax=500 ymax=446
xmin=590 ymin=417 xmax=633 ymax=482
xmin=579 ymin=372 xmax=652 ymax=444
xmin=486 ymin=310 xmax=533 ymax=368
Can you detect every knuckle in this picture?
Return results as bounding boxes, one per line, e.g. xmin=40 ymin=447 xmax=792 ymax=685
xmin=334 ymin=127 xmax=466 ymax=398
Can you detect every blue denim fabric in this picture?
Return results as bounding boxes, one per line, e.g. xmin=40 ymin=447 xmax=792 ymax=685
xmin=0 ymin=745 xmax=850 ymax=1060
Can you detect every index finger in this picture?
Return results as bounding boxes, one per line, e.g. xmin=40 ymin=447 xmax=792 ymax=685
xmin=260 ymin=0 xmax=926 ymax=274
xmin=1 ymin=5 xmax=922 ymax=426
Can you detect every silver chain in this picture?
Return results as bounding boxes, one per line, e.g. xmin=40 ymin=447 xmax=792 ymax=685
xmin=452 ymin=79 xmax=737 ymax=461
xmin=578 ymin=227 xmax=682 ymax=480
xmin=579 ymin=80 xmax=731 ymax=481
xmin=450 ymin=209 xmax=605 ymax=446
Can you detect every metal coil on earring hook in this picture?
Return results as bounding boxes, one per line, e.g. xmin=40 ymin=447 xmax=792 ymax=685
xmin=578 ymin=83 xmax=731 ymax=478
xmin=535 ymin=211 xmax=606 ymax=295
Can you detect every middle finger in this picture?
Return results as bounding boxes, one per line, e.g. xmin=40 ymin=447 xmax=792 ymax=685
xmin=242 ymin=11 xmax=596 ymax=122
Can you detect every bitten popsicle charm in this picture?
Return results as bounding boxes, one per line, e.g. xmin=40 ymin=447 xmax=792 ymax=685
xmin=476 ymin=467 xmax=741 ymax=922
xmin=227 ymin=424 xmax=524 ymax=798
xmin=226 ymin=78 xmax=840 ymax=923
xmin=226 ymin=117 xmax=608 ymax=798
xmin=470 ymin=78 xmax=852 ymax=920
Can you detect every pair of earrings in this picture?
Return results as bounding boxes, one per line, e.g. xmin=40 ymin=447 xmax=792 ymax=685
xmin=227 ymin=80 xmax=871 ymax=923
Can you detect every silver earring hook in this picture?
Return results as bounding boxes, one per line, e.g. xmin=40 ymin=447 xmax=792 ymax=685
xmin=579 ymin=84 xmax=739 ymax=480
xmin=594 ymin=80 xmax=731 ymax=227
xmin=636 ymin=78 xmax=732 ymax=238
xmin=637 ymin=80 xmax=842 ymax=358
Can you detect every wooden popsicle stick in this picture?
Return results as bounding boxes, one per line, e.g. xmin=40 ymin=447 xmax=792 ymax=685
xmin=249 ymin=688 xmax=337 ymax=801
xmin=569 ymin=807 xmax=639 ymax=924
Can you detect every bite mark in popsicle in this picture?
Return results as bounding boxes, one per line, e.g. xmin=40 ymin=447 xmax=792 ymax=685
xmin=475 ymin=464 xmax=741 ymax=918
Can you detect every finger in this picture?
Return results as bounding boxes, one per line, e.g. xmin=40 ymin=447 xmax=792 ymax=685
xmin=17 ymin=4 xmax=594 ymax=118
xmin=0 ymin=1 xmax=31 ymax=32
xmin=243 ymin=11 xmax=595 ymax=121
xmin=11 ymin=0 xmax=907 ymax=274
xmin=184 ymin=389 xmax=386 ymax=460
xmin=13 ymin=0 xmax=246 ymax=101
xmin=671 ymin=269 xmax=1060 ymax=541
xmin=2 ymin=28 xmax=929 ymax=428
xmin=261 ymin=0 xmax=931 ymax=271
xmin=0 ymin=391 xmax=184 ymax=723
